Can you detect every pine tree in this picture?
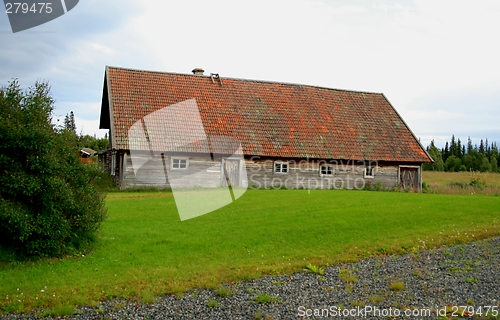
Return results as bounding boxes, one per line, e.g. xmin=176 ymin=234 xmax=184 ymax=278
xmin=443 ymin=142 xmax=449 ymax=162
xmin=64 ymin=111 xmax=76 ymax=133
xmin=479 ymin=139 xmax=485 ymax=154
xmin=450 ymin=135 xmax=456 ymax=158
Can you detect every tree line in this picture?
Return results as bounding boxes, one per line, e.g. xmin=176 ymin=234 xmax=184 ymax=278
xmin=423 ymin=135 xmax=499 ymax=172
xmin=63 ymin=110 xmax=109 ymax=152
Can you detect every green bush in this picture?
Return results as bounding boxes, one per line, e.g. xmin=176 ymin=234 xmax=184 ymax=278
xmin=0 ymin=80 xmax=107 ymax=258
xmin=363 ymin=180 xmax=373 ymax=191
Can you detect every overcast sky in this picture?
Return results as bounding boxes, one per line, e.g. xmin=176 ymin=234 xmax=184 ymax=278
xmin=1 ymin=0 xmax=499 ymax=148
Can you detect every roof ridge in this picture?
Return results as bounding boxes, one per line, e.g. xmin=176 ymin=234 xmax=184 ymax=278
xmin=105 ymin=65 xmax=383 ymax=96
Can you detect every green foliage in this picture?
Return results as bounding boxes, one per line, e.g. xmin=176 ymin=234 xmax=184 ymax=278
xmin=424 ymin=143 xmax=444 ymax=171
xmin=63 ymin=111 xmax=76 ymax=133
xmin=469 ymin=179 xmax=486 ymax=189
xmin=0 ymin=80 xmax=107 ymax=258
xmin=363 ymin=180 xmax=373 ymax=191
xmin=448 ymin=181 xmax=469 ymax=189
xmin=338 ymin=269 xmax=358 ymax=283
xmin=421 ymin=181 xmax=429 ymax=192
xmin=207 ymin=299 xmax=218 ymax=308
xmin=444 ymin=155 xmax=462 ymax=172
xmin=252 ymin=293 xmax=280 ymax=304
xmin=215 ymin=286 xmax=233 ymax=297
xmin=425 ymin=136 xmax=499 ymax=173
xmin=491 ymin=156 xmax=498 ymax=172
xmin=79 ymin=134 xmax=109 ymax=152
xmin=39 ymin=304 xmax=75 ymax=317
xmin=362 ymin=181 xmax=382 ymax=191
xmin=304 ymin=263 xmax=324 ymax=275
xmin=389 ymin=281 xmax=405 ymax=291
xmin=373 ymin=182 xmax=382 ymax=191
xmin=480 ymin=156 xmax=492 ymax=172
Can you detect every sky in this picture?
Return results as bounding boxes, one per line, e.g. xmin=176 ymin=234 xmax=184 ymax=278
xmin=1 ymin=0 xmax=499 ymax=148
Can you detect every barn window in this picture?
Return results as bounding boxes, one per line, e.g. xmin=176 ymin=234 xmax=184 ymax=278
xmin=364 ymin=165 xmax=374 ymax=178
xmin=320 ymin=165 xmax=334 ymax=176
xmin=274 ymin=161 xmax=289 ymax=173
xmin=171 ymin=157 xmax=189 ymax=170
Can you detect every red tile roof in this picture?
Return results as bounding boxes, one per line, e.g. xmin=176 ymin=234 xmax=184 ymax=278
xmin=100 ymin=66 xmax=432 ymax=162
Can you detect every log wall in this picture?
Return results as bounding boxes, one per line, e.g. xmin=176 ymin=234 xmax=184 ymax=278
xmin=116 ymin=151 xmax=420 ymax=191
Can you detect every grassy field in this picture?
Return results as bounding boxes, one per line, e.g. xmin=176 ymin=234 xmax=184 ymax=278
xmin=423 ymin=171 xmax=500 ymax=195
xmin=423 ymin=171 xmax=500 ymax=186
xmin=1 ymin=188 xmax=500 ymax=314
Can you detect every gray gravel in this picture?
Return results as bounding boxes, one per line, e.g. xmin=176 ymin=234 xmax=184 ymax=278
xmin=2 ymin=236 xmax=499 ymax=319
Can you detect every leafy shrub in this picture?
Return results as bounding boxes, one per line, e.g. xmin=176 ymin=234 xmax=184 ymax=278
xmin=0 ymin=80 xmax=107 ymax=258
xmin=422 ymin=181 xmax=429 ymax=192
xmin=469 ymin=178 xmax=486 ymax=189
xmin=364 ymin=181 xmax=382 ymax=191
xmin=363 ymin=180 xmax=373 ymax=191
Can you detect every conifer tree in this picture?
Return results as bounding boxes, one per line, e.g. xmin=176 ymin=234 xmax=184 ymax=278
xmin=443 ymin=142 xmax=449 ymax=162
xmin=467 ymin=137 xmax=473 ymax=154
xmin=479 ymin=139 xmax=485 ymax=154
xmin=450 ymin=135 xmax=456 ymax=158
xmin=63 ymin=111 xmax=76 ymax=133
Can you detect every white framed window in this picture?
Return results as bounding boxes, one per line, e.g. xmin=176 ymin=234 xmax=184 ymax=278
xmin=364 ymin=166 xmax=374 ymax=178
xmin=274 ymin=161 xmax=289 ymax=174
xmin=171 ymin=157 xmax=189 ymax=170
xmin=320 ymin=165 xmax=334 ymax=176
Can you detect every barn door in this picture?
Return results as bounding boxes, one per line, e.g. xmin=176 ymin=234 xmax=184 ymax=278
xmin=222 ymin=159 xmax=240 ymax=187
xmin=399 ymin=167 xmax=419 ymax=191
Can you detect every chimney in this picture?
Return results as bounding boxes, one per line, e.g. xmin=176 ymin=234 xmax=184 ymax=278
xmin=192 ymin=68 xmax=204 ymax=76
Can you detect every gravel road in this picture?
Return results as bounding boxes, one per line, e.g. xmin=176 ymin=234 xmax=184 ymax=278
xmin=3 ymin=236 xmax=499 ymax=319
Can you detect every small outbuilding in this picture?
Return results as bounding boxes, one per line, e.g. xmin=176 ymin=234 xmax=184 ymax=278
xmin=79 ymin=148 xmax=96 ymax=163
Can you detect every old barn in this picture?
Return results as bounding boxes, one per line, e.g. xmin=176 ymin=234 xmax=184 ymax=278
xmin=99 ymin=66 xmax=432 ymax=191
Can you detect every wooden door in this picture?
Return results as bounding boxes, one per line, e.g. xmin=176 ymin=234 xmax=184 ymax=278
xmin=399 ymin=167 xmax=419 ymax=191
xmin=223 ymin=159 xmax=240 ymax=187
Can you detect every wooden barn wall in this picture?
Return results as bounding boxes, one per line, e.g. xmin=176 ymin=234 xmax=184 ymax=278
xmin=116 ymin=151 xmax=421 ymax=191
xmin=245 ymin=157 xmax=402 ymax=190
xmin=119 ymin=151 xmax=222 ymax=189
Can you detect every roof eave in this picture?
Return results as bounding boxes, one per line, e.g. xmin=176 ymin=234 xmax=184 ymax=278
xmin=99 ymin=66 xmax=116 ymax=149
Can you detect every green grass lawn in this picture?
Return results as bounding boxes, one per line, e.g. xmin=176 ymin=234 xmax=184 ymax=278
xmin=1 ymin=189 xmax=500 ymax=314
